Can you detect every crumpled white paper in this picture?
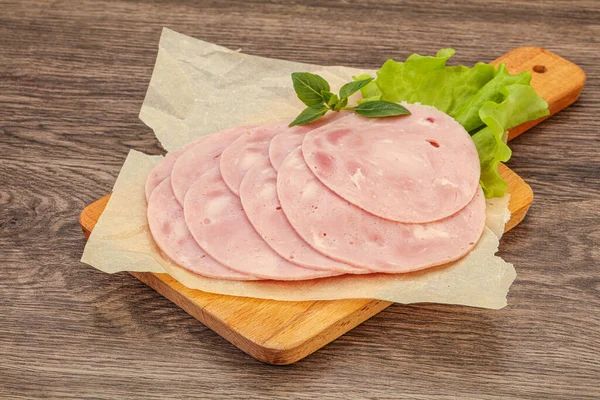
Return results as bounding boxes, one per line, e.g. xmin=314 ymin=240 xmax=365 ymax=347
xmin=139 ymin=28 xmax=373 ymax=152
xmin=81 ymin=28 xmax=517 ymax=309
xmin=82 ymin=150 xmax=515 ymax=309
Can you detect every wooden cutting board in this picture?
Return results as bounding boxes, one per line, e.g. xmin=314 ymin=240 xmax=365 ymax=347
xmin=79 ymin=47 xmax=584 ymax=365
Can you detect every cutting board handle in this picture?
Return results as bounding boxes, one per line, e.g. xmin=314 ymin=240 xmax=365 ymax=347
xmin=492 ymin=47 xmax=586 ymax=141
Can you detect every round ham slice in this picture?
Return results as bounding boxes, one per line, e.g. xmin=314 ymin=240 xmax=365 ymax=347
xmin=302 ymin=104 xmax=481 ymax=223
xmin=147 ymin=178 xmax=255 ymax=280
xmin=145 ymin=150 xmax=184 ymax=201
xmin=220 ymin=121 xmax=288 ymax=196
xmin=170 ymin=126 xmax=251 ymax=204
xmin=268 ymin=112 xmax=345 ymax=171
xmin=184 ymin=167 xmax=340 ymax=281
xmin=277 ymin=147 xmax=486 ymax=273
xmin=144 ymin=139 xmax=205 ymax=200
xmin=239 ymin=159 xmax=367 ymax=274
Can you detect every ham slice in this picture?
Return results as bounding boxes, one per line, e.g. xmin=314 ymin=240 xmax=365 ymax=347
xmin=239 ymin=159 xmax=367 ymax=273
xmin=277 ymin=147 xmax=486 ymax=273
xmin=147 ymin=178 xmax=255 ymax=280
xmin=144 ymin=139 xmax=204 ymax=200
xmin=170 ymin=126 xmax=250 ymax=204
xmin=145 ymin=150 xmax=184 ymax=200
xmin=220 ymin=121 xmax=288 ymax=196
xmin=184 ymin=167 xmax=340 ymax=280
xmin=302 ymin=105 xmax=480 ymax=223
xmin=268 ymin=112 xmax=345 ymax=171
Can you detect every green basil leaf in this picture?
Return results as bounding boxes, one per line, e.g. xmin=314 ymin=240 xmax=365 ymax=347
xmin=291 ymin=72 xmax=331 ymax=106
xmin=289 ymin=104 xmax=329 ymax=127
xmin=339 ymin=77 xmax=374 ymax=100
xmin=333 ymin=97 xmax=348 ymax=111
xmin=321 ymin=90 xmax=334 ymax=104
xmin=327 ymin=93 xmax=340 ymax=108
xmin=353 ymin=101 xmax=411 ymax=118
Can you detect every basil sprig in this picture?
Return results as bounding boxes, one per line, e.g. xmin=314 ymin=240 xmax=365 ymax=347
xmin=289 ymin=72 xmax=410 ymax=126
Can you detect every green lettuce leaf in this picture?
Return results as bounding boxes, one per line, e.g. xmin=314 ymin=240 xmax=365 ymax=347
xmin=473 ymin=85 xmax=550 ymax=197
xmin=353 ymin=74 xmax=382 ymax=103
xmin=363 ymin=49 xmax=549 ymax=198
xmin=454 ymin=64 xmax=532 ymax=132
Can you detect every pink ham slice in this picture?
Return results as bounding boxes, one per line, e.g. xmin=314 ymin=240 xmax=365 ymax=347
xmin=239 ymin=159 xmax=367 ymax=274
xmin=144 ymin=137 xmax=205 ymax=200
xmin=184 ymin=167 xmax=340 ymax=281
xmin=268 ymin=112 xmax=345 ymax=171
xmin=277 ymin=147 xmax=486 ymax=273
xmin=170 ymin=126 xmax=251 ymax=204
xmin=302 ymin=104 xmax=481 ymax=223
xmin=145 ymin=150 xmax=185 ymax=201
xmin=147 ymin=178 xmax=255 ymax=280
xmin=220 ymin=121 xmax=288 ymax=196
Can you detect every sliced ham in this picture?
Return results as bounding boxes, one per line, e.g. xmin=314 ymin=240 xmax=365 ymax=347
xmin=277 ymin=147 xmax=486 ymax=273
xmin=170 ymin=126 xmax=250 ymax=204
xmin=184 ymin=167 xmax=340 ymax=280
xmin=268 ymin=112 xmax=345 ymax=171
xmin=220 ymin=121 xmax=288 ymax=196
xmin=239 ymin=159 xmax=367 ymax=273
xmin=147 ymin=178 xmax=255 ymax=280
xmin=144 ymin=139 xmax=203 ymax=200
xmin=302 ymin=104 xmax=481 ymax=223
xmin=145 ymin=150 xmax=184 ymax=201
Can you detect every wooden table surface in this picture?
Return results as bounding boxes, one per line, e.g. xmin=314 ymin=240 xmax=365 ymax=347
xmin=1 ymin=0 xmax=599 ymax=398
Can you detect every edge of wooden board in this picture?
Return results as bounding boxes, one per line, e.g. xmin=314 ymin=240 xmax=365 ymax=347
xmin=79 ymin=164 xmax=532 ymax=365
xmin=130 ymin=270 xmax=392 ymax=364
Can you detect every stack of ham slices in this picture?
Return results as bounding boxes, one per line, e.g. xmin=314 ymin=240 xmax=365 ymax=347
xmin=145 ymin=103 xmax=486 ymax=281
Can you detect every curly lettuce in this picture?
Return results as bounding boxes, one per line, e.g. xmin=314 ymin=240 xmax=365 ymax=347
xmin=359 ymin=49 xmax=549 ymax=198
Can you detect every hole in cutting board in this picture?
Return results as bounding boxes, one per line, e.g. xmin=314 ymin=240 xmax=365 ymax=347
xmin=533 ymin=65 xmax=547 ymax=73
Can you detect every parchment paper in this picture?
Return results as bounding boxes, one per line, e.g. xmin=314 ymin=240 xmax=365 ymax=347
xmin=81 ymin=28 xmax=517 ymax=309
xmin=139 ymin=28 xmax=373 ymax=152
xmin=82 ymin=150 xmax=515 ymax=309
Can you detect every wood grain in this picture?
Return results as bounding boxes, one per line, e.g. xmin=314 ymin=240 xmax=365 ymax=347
xmin=79 ymin=162 xmax=531 ymax=364
xmin=1 ymin=0 xmax=599 ymax=398
xmin=77 ymin=43 xmax=563 ymax=365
